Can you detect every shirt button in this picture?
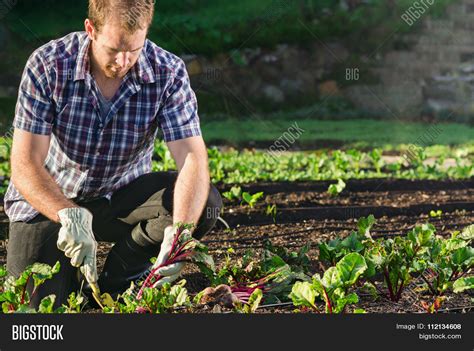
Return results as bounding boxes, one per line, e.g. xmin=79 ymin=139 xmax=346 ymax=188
xmin=95 ymin=151 xmax=100 ymax=156
xmin=98 ymin=123 xmax=103 ymax=128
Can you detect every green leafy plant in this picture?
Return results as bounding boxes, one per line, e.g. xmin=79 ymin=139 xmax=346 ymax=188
xmin=263 ymin=239 xmax=311 ymax=274
xmin=241 ymin=191 xmax=264 ymax=208
xmin=412 ymin=226 xmax=473 ymax=296
xmin=222 ymin=185 xmax=242 ymax=201
xmin=289 ymin=253 xmax=367 ymax=313
xmin=429 ymin=209 xmax=442 ymax=218
xmin=0 ymin=262 xmax=61 ymax=313
xmin=369 ymin=149 xmax=384 ymax=174
xmin=105 ymin=280 xmax=190 ymax=314
xmin=265 ymin=204 xmax=277 ymax=223
xmin=363 ymin=224 xmax=436 ymax=302
xmin=327 ymin=178 xmax=346 ymax=197
xmin=153 ymin=140 xmax=176 ymax=171
xmin=452 ymin=277 xmax=474 ymax=293
xmin=318 ymin=215 xmax=375 ymax=266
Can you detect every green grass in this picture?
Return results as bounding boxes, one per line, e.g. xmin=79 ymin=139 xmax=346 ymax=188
xmin=201 ymin=118 xmax=474 ymax=148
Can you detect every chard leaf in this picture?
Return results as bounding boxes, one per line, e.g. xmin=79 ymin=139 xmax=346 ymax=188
xmin=333 ymin=291 xmax=359 ymax=313
xmin=453 ymin=277 xmax=474 ymax=293
xmin=363 ymin=257 xmax=377 ymax=278
xmin=460 ymin=225 xmax=474 ymax=241
xmin=15 ymin=305 xmax=36 ymax=313
xmin=289 ymin=281 xmax=317 ymax=309
xmin=246 ymin=288 xmax=263 ymax=313
xmin=407 ymin=224 xmax=435 ymax=247
xmin=264 ymin=255 xmax=287 ymax=270
xmin=318 ymin=242 xmax=339 ymax=264
xmin=328 ymin=179 xmax=346 ymax=196
xmin=0 ymin=291 xmax=16 ymax=303
xmin=336 ymin=253 xmax=367 ymax=286
xmin=443 ymin=238 xmax=467 ymax=253
xmin=412 ymin=258 xmax=428 ymax=273
xmin=341 ymin=232 xmax=364 ymax=253
xmin=31 ymin=262 xmax=61 ymax=288
xmin=170 ymin=283 xmax=189 ymax=306
xmin=38 ymin=295 xmax=56 ymax=313
xmin=322 ymin=267 xmax=341 ymax=290
xmin=451 ymin=247 xmax=474 ymax=268
xmin=357 ymin=215 xmax=375 ymax=238
xmin=192 ymin=250 xmax=216 ymax=271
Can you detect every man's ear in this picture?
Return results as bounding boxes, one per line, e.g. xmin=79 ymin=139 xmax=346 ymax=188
xmin=84 ymin=19 xmax=95 ymax=40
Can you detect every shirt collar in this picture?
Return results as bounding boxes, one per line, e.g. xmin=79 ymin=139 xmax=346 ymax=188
xmin=73 ymin=32 xmax=91 ymax=81
xmin=74 ymin=33 xmax=155 ymax=84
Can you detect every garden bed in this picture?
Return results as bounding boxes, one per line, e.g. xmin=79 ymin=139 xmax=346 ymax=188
xmin=218 ymin=179 xmax=474 ymax=225
xmin=0 ymin=178 xmax=472 ymax=314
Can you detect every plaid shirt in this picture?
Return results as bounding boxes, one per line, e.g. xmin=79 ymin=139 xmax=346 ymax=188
xmin=4 ymin=31 xmax=201 ymax=223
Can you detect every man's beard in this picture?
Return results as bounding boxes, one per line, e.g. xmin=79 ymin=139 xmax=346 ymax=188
xmin=105 ymin=64 xmax=128 ymax=79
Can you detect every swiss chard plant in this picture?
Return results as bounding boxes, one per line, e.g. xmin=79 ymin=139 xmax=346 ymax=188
xmin=412 ymin=224 xmax=473 ymax=296
xmin=106 ymin=280 xmax=190 ymax=314
xmin=318 ymin=215 xmax=375 ymax=266
xmin=362 ymin=224 xmax=435 ymax=302
xmin=289 ymin=253 xmax=367 ymax=313
xmin=241 ymin=191 xmax=264 ymax=208
xmin=222 ymin=185 xmax=242 ymax=201
xmin=0 ymin=262 xmax=86 ymax=313
xmin=327 ymin=178 xmax=346 ymax=197
xmin=263 ymin=239 xmax=311 ymax=274
xmin=0 ymin=262 xmax=62 ymax=313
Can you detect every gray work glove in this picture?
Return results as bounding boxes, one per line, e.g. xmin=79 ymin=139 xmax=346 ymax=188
xmin=150 ymin=224 xmax=187 ymax=288
xmin=57 ymin=207 xmax=98 ymax=286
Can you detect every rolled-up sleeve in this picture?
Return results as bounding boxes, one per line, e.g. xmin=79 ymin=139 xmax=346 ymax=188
xmin=157 ymin=58 xmax=202 ymax=142
xmin=13 ymin=50 xmax=54 ymax=135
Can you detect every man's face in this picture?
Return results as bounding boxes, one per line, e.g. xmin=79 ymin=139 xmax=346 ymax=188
xmin=86 ymin=18 xmax=147 ymax=79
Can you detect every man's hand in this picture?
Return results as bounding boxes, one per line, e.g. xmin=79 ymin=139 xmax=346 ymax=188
xmin=56 ymin=207 xmax=98 ymax=285
xmin=151 ymin=224 xmax=187 ymax=288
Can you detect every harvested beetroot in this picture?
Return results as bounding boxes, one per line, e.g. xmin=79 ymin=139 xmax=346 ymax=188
xmin=136 ymin=223 xmax=215 ymax=300
xmin=199 ymin=284 xmax=240 ymax=308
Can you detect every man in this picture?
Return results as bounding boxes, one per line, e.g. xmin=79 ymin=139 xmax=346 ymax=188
xmin=5 ymin=0 xmax=223 ymax=308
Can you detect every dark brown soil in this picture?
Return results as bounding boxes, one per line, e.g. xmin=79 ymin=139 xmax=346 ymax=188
xmin=260 ymin=189 xmax=473 ymax=208
xmin=220 ymin=185 xmax=474 ymax=225
xmin=0 ymin=181 xmax=472 ymax=313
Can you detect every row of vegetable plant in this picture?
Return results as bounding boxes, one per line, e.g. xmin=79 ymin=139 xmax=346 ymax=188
xmin=1 ymin=219 xmax=472 ymax=314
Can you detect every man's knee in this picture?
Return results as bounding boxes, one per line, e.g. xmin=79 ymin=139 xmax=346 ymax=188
xmin=130 ymin=183 xmax=222 ymax=244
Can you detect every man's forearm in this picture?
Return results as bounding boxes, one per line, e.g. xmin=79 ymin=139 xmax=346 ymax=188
xmin=172 ymin=153 xmax=210 ymax=232
xmin=11 ymin=160 xmax=78 ymax=222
